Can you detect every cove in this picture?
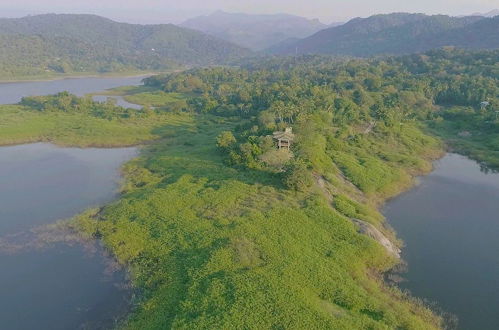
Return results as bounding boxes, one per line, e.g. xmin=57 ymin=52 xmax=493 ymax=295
xmin=0 ymin=143 xmax=137 ymax=329
xmin=384 ymin=153 xmax=499 ymax=330
xmin=0 ymin=75 xmax=147 ymax=105
xmin=92 ymin=95 xmax=143 ymax=110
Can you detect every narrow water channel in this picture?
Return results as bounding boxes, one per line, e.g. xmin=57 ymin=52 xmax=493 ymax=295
xmin=0 ymin=143 xmax=137 ymax=329
xmin=384 ymin=153 xmax=499 ymax=330
xmin=92 ymin=95 xmax=143 ymax=110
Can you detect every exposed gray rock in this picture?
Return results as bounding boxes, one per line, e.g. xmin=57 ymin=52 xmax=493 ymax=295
xmin=351 ymin=218 xmax=401 ymax=258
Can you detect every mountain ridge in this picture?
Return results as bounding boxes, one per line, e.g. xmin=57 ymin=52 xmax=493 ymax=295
xmin=267 ymin=13 xmax=498 ymax=56
xmin=0 ymin=13 xmax=250 ymax=78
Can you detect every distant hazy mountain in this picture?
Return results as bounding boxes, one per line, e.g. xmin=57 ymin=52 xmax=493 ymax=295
xmin=471 ymin=9 xmax=499 ymax=17
xmin=0 ymin=14 xmax=249 ymax=78
xmin=268 ymin=13 xmax=498 ymax=57
xmin=180 ymin=11 xmax=327 ymax=50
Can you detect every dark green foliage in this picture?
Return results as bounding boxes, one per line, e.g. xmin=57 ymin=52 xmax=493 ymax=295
xmin=147 ymin=48 xmax=497 ymax=174
xmin=0 ymin=14 xmax=250 ymax=78
xmin=20 ymin=92 xmax=152 ymax=120
xmin=268 ymin=13 xmax=498 ymax=56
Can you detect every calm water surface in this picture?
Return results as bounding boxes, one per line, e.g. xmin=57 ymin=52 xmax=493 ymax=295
xmin=0 ymin=143 xmax=137 ymax=329
xmin=384 ymin=153 xmax=499 ymax=330
xmin=92 ymin=95 xmax=143 ymax=110
xmin=0 ymin=75 xmax=147 ymax=104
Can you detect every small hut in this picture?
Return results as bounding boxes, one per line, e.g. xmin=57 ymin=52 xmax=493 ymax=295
xmin=273 ymin=127 xmax=295 ymax=150
xmin=480 ymin=101 xmax=490 ymax=110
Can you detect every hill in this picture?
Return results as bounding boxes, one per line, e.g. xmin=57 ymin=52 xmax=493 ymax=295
xmin=0 ymin=14 xmax=250 ymax=78
xmin=471 ymin=9 xmax=499 ymax=17
xmin=268 ymin=13 xmax=498 ymax=56
xmin=180 ymin=11 xmax=327 ymax=50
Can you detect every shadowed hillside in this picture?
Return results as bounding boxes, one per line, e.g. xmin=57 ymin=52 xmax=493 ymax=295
xmin=0 ymin=14 xmax=250 ymax=78
xmin=268 ymin=13 xmax=498 ymax=56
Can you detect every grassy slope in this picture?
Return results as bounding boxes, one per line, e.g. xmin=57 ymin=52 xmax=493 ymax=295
xmin=71 ymin=114 xmax=441 ymax=329
xmin=0 ymin=97 xmax=443 ymax=328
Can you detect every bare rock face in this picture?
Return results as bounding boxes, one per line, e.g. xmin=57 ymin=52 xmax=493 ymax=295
xmin=351 ymin=218 xmax=401 ymax=258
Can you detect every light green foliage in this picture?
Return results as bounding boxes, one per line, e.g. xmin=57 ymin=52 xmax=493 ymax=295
xmin=125 ymin=92 xmax=188 ymax=108
xmin=333 ymin=195 xmax=383 ymax=226
xmin=3 ymin=91 xmax=440 ymax=327
xmin=4 ymin=49 xmax=497 ymax=329
xmin=216 ymin=131 xmax=237 ymax=149
xmin=0 ymin=100 xmax=189 ymax=147
xmin=259 ymin=149 xmax=293 ymax=170
xmin=99 ymin=86 xmax=191 ymax=112
xmin=333 ymin=152 xmax=406 ymax=196
xmin=282 ymin=159 xmax=314 ymax=192
xmin=75 ymin=115 xmax=439 ymax=329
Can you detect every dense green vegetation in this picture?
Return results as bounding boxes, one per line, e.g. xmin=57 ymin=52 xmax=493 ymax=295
xmin=94 ymin=85 xmax=190 ymax=112
xmin=0 ymin=14 xmax=249 ymax=79
xmin=0 ymin=93 xmax=188 ymax=147
xmin=1 ymin=48 xmax=497 ymax=329
xmin=70 ymin=113 xmax=441 ymax=329
xmin=269 ymin=13 xmax=499 ymax=57
xmin=148 ymin=48 xmax=498 ymax=172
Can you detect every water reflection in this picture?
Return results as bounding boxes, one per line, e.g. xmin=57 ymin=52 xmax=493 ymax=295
xmin=385 ymin=153 xmax=499 ymax=330
xmin=0 ymin=143 xmax=137 ymax=329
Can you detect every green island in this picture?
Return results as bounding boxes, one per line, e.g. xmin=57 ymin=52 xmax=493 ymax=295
xmin=0 ymin=48 xmax=497 ymax=329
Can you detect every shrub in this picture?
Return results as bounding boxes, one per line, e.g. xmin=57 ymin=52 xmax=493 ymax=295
xmin=259 ymin=149 xmax=293 ymax=171
xmin=282 ymin=159 xmax=314 ymax=191
xmin=216 ymin=131 xmax=237 ymax=150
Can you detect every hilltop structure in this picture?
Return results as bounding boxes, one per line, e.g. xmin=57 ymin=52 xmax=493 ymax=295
xmin=273 ymin=127 xmax=295 ymax=150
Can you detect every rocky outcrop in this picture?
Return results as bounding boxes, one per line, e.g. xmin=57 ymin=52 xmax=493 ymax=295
xmin=351 ymin=218 xmax=401 ymax=258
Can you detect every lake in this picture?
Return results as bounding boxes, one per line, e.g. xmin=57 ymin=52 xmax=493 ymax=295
xmin=384 ymin=153 xmax=499 ymax=330
xmin=0 ymin=75 xmax=147 ymax=104
xmin=0 ymin=143 xmax=137 ymax=329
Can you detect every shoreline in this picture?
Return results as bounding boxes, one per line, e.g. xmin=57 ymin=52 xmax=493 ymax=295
xmin=0 ymin=112 xmax=448 ymax=328
xmin=0 ymin=71 xmax=163 ymax=84
xmin=0 ymin=146 xmax=136 ymax=330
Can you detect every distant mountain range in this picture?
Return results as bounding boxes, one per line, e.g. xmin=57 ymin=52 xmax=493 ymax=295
xmin=471 ymin=9 xmax=499 ymax=17
xmin=2 ymin=12 xmax=498 ymax=78
xmin=180 ymin=11 xmax=330 ymax=50
xmin=0 ymin=14 xmax=249 ymax=78
xmin=267 ymin=13 xmax=499 ymax=57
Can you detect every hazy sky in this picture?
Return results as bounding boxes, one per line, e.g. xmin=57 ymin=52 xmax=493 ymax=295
xmin=1 ymin=0 xmax=497 ymax=24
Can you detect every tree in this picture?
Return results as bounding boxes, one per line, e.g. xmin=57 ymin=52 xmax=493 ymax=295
xmin=282 ymin=159 xmax=314 ymax=192
xmin=216 ymin=131 xmax=237 ymax=150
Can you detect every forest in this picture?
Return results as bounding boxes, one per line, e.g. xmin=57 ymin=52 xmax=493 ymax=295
xmin=269 ymin=14 xmax=499 ymax=56
xmin=0 ymin=48 xmax=497 ymax=329
xmin=0 ymin=14 xmax=249 ymax=79
xmin=145 ymin=48 xmax=499 ymax=172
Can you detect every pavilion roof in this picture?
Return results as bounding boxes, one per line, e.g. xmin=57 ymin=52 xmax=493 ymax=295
xmin=273 ymin=130 xmax=295 ymax=141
